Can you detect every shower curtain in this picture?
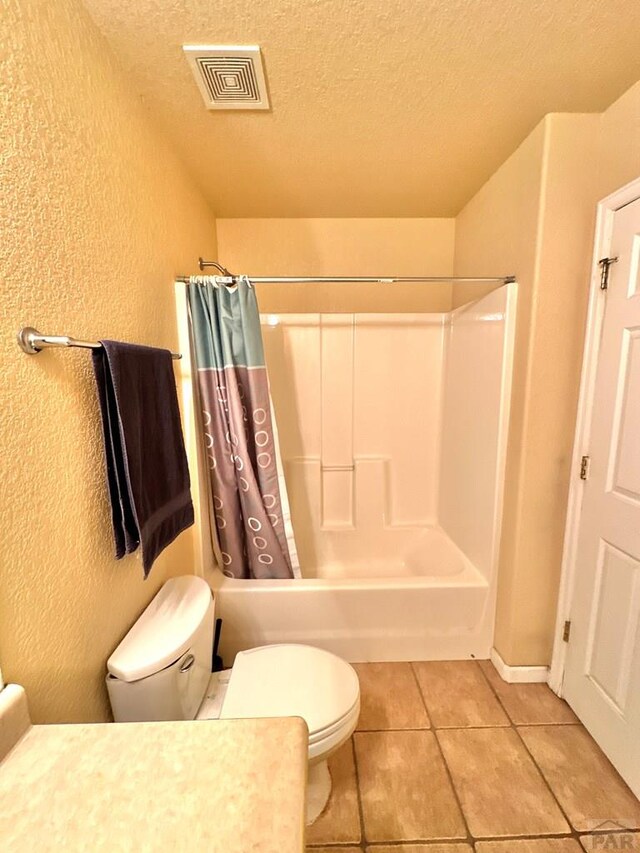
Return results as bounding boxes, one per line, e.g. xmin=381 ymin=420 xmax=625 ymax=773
xmin=187 ymin=277 xmax=300 ymax=580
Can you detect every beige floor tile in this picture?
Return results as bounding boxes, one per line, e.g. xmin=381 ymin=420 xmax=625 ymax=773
xmin=519 ymin=726 xmax=640 ymax=832
xmin=412 ymin=661 xmax=509 ymax=728
xmin=354 ymin=730 xmax=466 ymax=841
xmin=353 ymin=662 xmax=430 ymax=730
xmin=478 ymin=660 xmax=579 ymax=725
xmin=305 ymin=741 xmax=361 ymax=845
xmin=437 ymin=727 xmax=569 ymax=837
xmin=476 ymin=840 xmax=582 ymax=853
xmin=366 ymin=845 xmax=472 ymax=853
xmin=580 ymin=831 xmax=640 ymax=851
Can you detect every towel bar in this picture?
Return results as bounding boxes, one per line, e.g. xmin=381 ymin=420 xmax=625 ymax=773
xmin=17 ymin=327 xmax=182 ymax=360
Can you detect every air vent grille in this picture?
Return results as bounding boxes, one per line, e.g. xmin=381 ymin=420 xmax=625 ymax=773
xmin=183 ymin=46 xmax=270 ymax=110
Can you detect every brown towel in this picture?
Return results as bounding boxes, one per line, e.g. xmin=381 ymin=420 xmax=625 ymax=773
xmin=92 ymin=340 xmax=194 ymax=577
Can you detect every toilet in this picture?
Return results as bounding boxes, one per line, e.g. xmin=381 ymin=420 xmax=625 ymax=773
xmin=106 ymin=575 xmax=360 ymax=823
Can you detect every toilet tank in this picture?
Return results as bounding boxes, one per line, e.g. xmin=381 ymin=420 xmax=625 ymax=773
xmin=106 ymin=576 xmax=215 ymax=723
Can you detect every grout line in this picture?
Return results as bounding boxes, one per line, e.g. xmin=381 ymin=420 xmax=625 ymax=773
xmin=349 ymin=735 xmax=368 ymax=851
xmin=409 ymin=662 xmax=474 ymax=846
xmin=313 ymin=662 xmax=639 ymax=853
xmin=308 ymin=827 xmax=640 ymax=850
xmin=355 ymin=722 xmax=580 ymax=734
xmin=363 ymin=844 xmax=477 ymax=850
xmin=475 ymin=659 xmax=580 ymax=726
xmin=513 ymin=726 xmax=583 ymax=842
xmin=354 ymin=831 xmax=639 ymax=846
xmin=477 ymin=659 xmax=640 ymax=847
xmin=356 ymin=724 xmax=488 ymax=733
xmin=474 ymin=659 xmax=583 ymax=844
xmin=306 ymin=827 xmax=640 ymax=848
xmin=308 ymin=826 xmax=640 ymax=846
xmin=408 ymin=661 xmax=433 ymax=728
xmin=358 ymin=838 xmax=570 ymax=847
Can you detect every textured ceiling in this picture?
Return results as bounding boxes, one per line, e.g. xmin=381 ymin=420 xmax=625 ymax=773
xmin=82 ymin=0 xmax=640 ymax=217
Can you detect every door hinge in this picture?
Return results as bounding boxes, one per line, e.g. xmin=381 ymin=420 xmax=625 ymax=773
xmin=563 ymin=620 xmax=572 ymax=643
xmin=598 ymin=256 xmax=618 ymax=290
xmin=580 ymin=455 xmax=590 ymax=480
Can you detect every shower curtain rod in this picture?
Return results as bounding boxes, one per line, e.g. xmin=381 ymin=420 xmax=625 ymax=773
xmin=175 ymin=258 xmax=515 ymax=285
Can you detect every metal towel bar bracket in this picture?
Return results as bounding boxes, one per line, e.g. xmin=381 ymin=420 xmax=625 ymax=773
xmin=17 ymin=327 xmax=182 ymax=359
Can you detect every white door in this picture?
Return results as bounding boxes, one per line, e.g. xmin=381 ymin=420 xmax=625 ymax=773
xmin=564 ymin=195 xmax=640 ymax=797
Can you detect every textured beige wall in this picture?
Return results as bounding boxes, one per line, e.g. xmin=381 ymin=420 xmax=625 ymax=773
xmin=513 ymin=114 xmax=602 ymax=665
xmin=216 ymin=218 xmax=456 ymax=312
xmin=0 ymin=0 xmax=217 ymax=722
xmin=455 ymin=80 xmax=640 ymax=665
xmin=596 ymin=80 xmax=640 ymax=199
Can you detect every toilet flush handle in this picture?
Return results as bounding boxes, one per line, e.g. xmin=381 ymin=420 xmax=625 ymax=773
xmin=179 ymin=654 xmax=195 ymax=673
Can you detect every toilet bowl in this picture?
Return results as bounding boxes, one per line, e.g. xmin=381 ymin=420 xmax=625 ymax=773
xmin=106 ymin=575 xmax=360 ymax=823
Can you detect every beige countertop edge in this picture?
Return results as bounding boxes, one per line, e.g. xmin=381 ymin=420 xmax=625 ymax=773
xmin=0 ymin=684 xmax=32 ymax=762
xmin=0 ymin=688 xmax=308 ymax=853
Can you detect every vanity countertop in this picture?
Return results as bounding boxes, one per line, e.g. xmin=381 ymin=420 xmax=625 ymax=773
xmin=0 ymin=685 xmax=308 ymax=852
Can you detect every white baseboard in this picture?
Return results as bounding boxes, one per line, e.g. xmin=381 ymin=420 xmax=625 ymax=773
xmin=490 ymin=648 xmax=549 ymax=684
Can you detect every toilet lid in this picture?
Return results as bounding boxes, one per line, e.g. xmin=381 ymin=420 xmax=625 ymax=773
xmin=220 ymin=644 xmax=360 ymax=736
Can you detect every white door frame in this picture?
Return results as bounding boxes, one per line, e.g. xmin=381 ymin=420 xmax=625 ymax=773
xmin=549 ymin=175 xmax=640 ymax=695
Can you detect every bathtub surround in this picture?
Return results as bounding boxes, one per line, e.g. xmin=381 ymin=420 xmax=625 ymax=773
xmin=188 ymin=278 xmax=299 ymax=579
xmin=212 ymin=285 xmax=515 ymax=662
xmin=0 ymin=0 xmax=217 ymax=722
xmin=92 ymin=341 xmax=194 ymax=576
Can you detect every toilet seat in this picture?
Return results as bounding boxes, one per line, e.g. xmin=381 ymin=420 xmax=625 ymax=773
xmin=308 ymin=699 xmax=359 ymax=745
xmin=306 ymin=697 xmax=360 ymax=761
xmin=220 ymin=644 xmax=360 ymax=755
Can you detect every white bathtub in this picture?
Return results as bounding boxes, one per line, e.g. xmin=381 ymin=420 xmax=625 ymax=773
xmin=211 ymin=525 xmax=495 ymax=663
xmin=192 ymin=286 xmax=516 ymax=664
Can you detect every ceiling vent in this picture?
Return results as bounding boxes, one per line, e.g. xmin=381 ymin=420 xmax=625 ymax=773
xmin=183 ymin=45 xmax=270 ymax=110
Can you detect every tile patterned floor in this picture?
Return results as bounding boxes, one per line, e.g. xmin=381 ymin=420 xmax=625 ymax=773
xmin=306 ymin=660 xmax=640 ymax=853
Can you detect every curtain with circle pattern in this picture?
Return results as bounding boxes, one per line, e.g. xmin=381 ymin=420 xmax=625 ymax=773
xmin=187 ymin=277 xmax=300 ymax=579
